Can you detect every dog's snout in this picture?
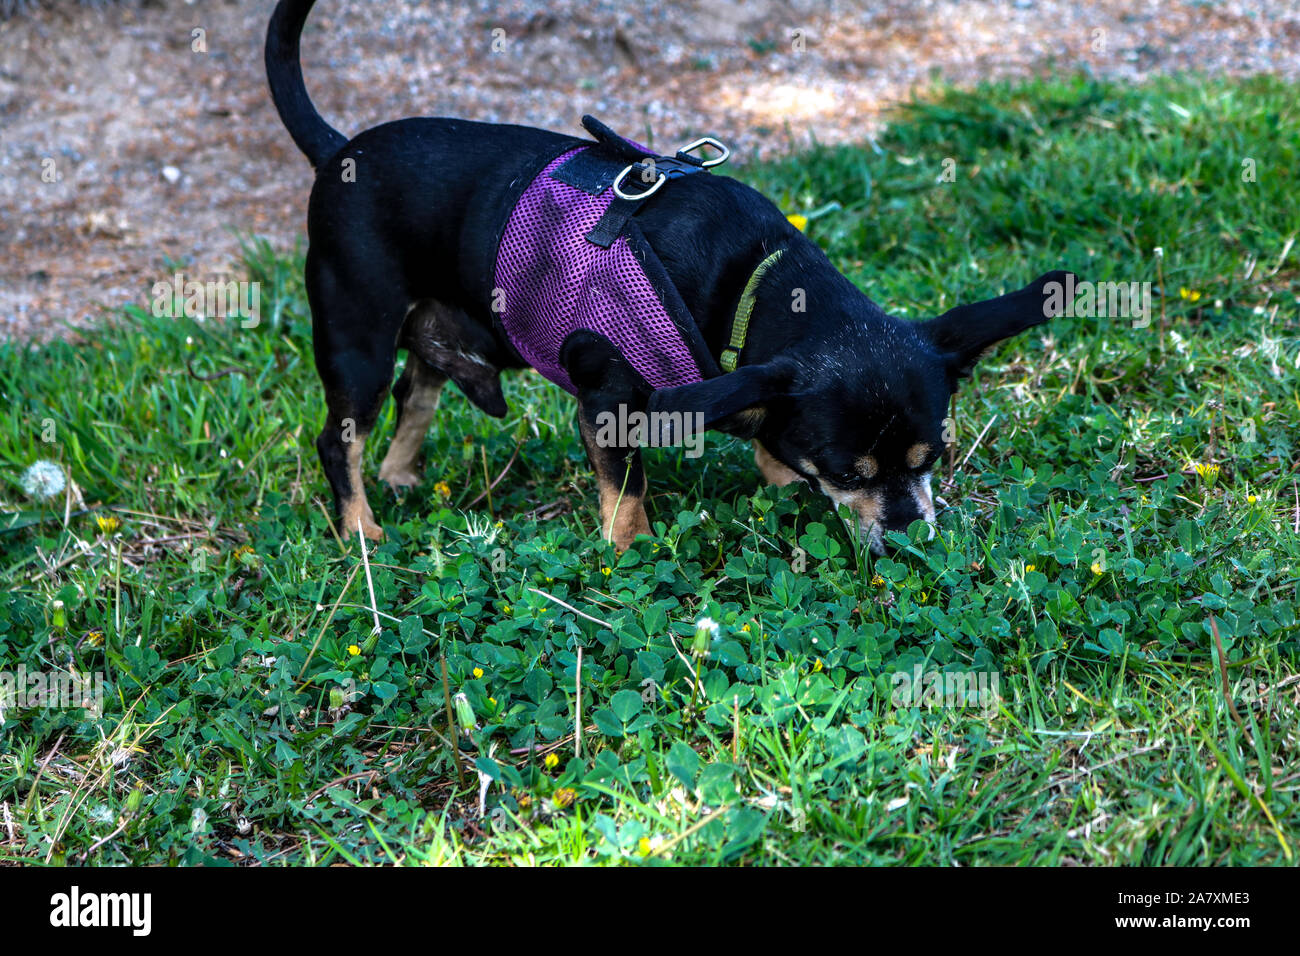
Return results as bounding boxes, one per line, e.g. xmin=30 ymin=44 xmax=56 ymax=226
xmin=818 ymin=479 xmax=939 ymax=556
xmin=884 ymin=501 xmax=923 ymax=535
xmin=863 ymin=489 xmax=937 ymax=555
xmin=865 ymin=514 xmax=935 ymax=556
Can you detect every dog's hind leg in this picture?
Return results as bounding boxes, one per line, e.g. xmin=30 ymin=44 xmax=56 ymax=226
xmin=379 ymin=353 xmax=447 ymax=490
xmin=306 ymin=250 xmax=406 ymax=542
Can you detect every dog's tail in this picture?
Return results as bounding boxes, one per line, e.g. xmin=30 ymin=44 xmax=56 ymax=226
xmin=265 ymin=0 xmax=346 ymax=168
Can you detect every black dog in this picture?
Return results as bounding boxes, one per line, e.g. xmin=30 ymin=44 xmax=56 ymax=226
xmin=266 ymin=0 xmax=1071 ymax=554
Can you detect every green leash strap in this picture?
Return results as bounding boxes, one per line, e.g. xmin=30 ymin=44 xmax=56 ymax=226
xmin=720 ymin=248 xmax=785 ymax=372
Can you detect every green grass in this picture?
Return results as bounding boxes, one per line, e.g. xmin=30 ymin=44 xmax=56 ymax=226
xmin=1 ymin=73 xmax=1297 ymax=865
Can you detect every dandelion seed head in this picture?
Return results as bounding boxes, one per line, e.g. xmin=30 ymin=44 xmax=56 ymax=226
xmin=20 ymin=460 xmax=65 ymax=500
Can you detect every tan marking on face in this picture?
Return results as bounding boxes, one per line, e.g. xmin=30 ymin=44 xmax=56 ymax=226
xmin=729 ymin=406 xmax=767 ymax=434
xmin=379 ymin=367 xmax=446 ymax=489
xmin=816 ymin=479 xmax=886 ymax=554
xmin=797 ymin=458 xmax=819 ymax=475
xmin=753 ymin=440 xmax=804 ymax=487
xmin=340 ymin=435 xmax=383 ymax=541
xmin=855 ymin=455 xmax=879 ymax=479
xmin=905 ymin=442 xmax=932 ymax=470
xmin=911 ymin=473 xmax=937 ymax=527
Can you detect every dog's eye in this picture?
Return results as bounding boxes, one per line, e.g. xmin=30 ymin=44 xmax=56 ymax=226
xmin=828 ymin=472 xmax=865 ymax=489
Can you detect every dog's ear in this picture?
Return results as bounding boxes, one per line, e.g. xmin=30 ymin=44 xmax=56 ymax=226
xmin=646 ymin=360 xmax=793 ymax=440
xmin=922 ymin=271 xmax=1074 ymax=381
xmin=450 ymin=368 xmax=508 ymax=418
xmin=434 ymin=353 xmax=507 ymax=418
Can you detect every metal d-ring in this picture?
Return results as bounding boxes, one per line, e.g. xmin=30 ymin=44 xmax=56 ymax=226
xmin=678 ymin=136 xmax=730 ymax=168
xmin=613 ymin=162 xmax=667 ymax=201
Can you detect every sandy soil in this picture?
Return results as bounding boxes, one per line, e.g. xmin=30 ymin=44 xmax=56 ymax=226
xmin=1 ymin=0 xmax=1297 ymax=340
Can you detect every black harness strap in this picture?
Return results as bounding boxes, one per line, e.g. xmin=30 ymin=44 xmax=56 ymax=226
xmin=550 ymin=115 xmax=719 ymax=249
xmin=585 ymin=195 xmax=642 ymax=248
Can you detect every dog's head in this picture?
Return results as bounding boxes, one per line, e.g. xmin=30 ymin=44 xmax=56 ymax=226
xmin=648 ymin=271 xmax=1070 ymax=554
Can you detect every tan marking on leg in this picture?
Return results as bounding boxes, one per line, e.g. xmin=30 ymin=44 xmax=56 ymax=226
xmin=578 ymin=404 xmax=649 ymax=551
xmin=340 ymin=434 xmax=383 ymax=541
xmin=754 ymin=440 xmax=803 ymax=487
xmin=597 ymin=477 xmax=650 ymax=551
xmin=379 ymin=366 xmax=446 ymax=489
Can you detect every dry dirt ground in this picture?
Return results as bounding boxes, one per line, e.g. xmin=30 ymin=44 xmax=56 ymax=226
xmin=2 ymin=0 xmax=1298 ymax=341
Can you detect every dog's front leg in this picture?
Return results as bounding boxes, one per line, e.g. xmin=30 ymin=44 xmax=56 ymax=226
xmin=563 ymin=331 xmax=651 ymax=551
xmin=576 ymin=399 xmax=651 ymax=551
xmin=753 ymin=439 xmax=804 ymax=488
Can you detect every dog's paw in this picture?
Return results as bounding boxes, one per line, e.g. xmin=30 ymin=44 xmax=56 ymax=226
xmin=607 ymin=506 xmax=652 ymax=553
xmin=378 ymin=462 xmax=423 ymax=491
xmin=341 ymin=500 xmax=385 ymax=542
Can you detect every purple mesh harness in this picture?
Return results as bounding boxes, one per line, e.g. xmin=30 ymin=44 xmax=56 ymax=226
xmin=493 ymin=124 xmax=720 ymax=395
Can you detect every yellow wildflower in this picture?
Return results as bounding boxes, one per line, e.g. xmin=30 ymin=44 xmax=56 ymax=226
xmin=95 ymin=514 xmax=120 ymax=535
xmin=787 ymin=214 xmax=808 ymax=232
xmin=1193 ymin=462 xmax=1220 ymax=485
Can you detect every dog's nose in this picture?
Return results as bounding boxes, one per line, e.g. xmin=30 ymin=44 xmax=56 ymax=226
xmin=884 ymin=500 xmax=923 ymax=534
xmin=883 ymin=512 xmax=925 ymax=541
xmin=870 ymin=516 xmax=935 ymax=554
